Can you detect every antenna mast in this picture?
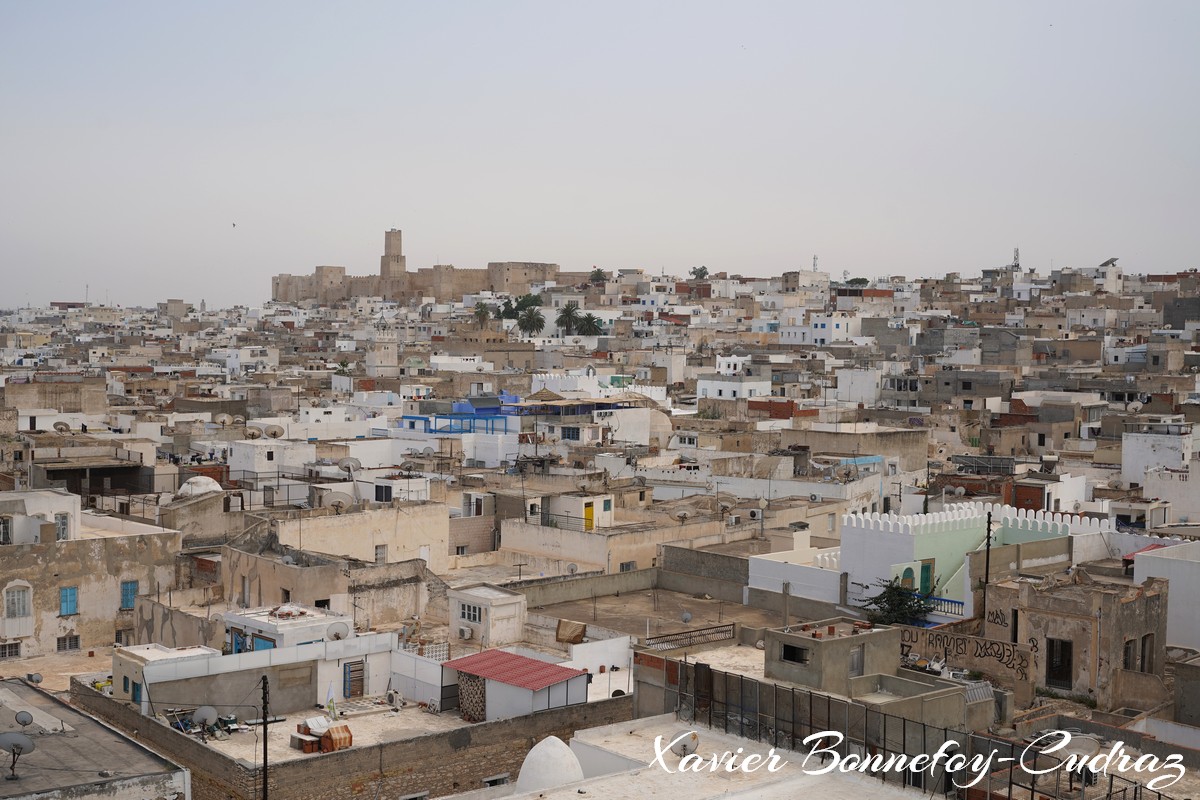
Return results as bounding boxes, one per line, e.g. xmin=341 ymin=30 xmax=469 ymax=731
xmin=1013 ymin=248 xmax=1020 ymax=270
xmin=261 ymin=675 xmax=270 ymax=800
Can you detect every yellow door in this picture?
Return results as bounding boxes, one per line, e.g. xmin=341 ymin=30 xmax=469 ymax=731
xmin=583 ymin=502 xmax=594 ymax=531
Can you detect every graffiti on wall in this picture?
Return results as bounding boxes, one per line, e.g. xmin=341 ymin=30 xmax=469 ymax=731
xmin=900 ymin=626 xmax=1032 ymax=682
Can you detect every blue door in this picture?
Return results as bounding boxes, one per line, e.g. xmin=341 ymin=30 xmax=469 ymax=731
xmin=132 ymin=682 xmax=142 ymax=703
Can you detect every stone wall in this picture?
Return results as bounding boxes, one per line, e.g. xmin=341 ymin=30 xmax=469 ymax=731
xmin=899 ymin=625 xmax=1034 ymax=708
xmin=73 ymin=677 xmax=633 ymax=800
xmin=449 ymin=515 xmax=496 ymax=556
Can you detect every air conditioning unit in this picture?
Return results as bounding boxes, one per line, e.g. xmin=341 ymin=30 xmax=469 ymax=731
xmin=726 ymin=515 xmax=741 ymax=527
xmin=458 ymin=626 xmax=473 ymax=640
xmin=748 ymin=509 xmax=760 ymax=520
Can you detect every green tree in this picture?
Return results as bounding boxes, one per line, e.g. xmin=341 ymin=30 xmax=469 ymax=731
xmin=473 ymin=302 xmax=492 ymax=329
xmin=857 ymin=577 xmax=935 ymax=626
xmin=516 ymin=307 xmax=545 ymax=337
xmin=499 ymin=299 xmax=518 ymax=319
xmin=515 ymin=293 xmax=543 ymax=311
xmin=334 ymin=359 xmax=352 ymax=377
xmin=689 ymin=265 xmax=709 ymax=281
xmin=846 ymin=277 xmax=870 ymax=287
xmin=555 ymin=302 xmax=582 ymax=336
xmin=576 ymin=313 xmax=603 ymax=336
xmin=589 ymin=268 xmax=608 ymax=284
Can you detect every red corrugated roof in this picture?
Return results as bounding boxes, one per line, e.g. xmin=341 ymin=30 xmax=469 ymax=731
xmin=444 ymin=649 xmax=586 ymax=691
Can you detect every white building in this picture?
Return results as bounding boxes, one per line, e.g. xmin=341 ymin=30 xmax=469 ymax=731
xmin=1122 ymin=415 xmax=1194 ymax=487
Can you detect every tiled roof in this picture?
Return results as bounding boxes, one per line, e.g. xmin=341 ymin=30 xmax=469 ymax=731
xmin=444 ymin=649 xmax=586 ymax=691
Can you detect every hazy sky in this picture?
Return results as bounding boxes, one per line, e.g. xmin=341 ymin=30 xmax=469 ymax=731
xmin=3 ymin=2 xmax=1199 ymax=308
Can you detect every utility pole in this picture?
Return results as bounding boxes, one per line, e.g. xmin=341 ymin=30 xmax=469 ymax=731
xmin=981 ymin=511 xmax=993 ymax=623
xmin=261 ymin=675 xmax=269 ymax=800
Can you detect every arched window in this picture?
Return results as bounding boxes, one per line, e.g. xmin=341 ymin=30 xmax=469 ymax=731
xmin=901 ymin=567 xmax=915 ymax=590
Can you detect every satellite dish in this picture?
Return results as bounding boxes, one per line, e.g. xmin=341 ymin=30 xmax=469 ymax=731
xmin=214 ymin=413 xmax=233 ymax=427
xmin=1108 ymin=478 xmax=1126 ymax=490
xmin=399 ymin=460 xmax=419 ymax=473
xmin=25 ymin=674 xmax=41 ymax=686
xmin=0 ymin=732 xmax=36 ymax=780
xmin=192 ymin=706 xmax=219 ymax=727
xmin=634 ymin=476 xmax=646 ymax=486
xmin=670 ymin=730 xmax=699 ymax=757
xmin=1073 ymin=501 xmax=1083 ymax=512
xmin=244 ymin=427 xmax=263 ymax=439
xmin=323 ymin=491 xmax=354 ymax=513
xmin=338 ymin=457 xmax=362 ymax=473
xmin=327 ymin=621 xmax=351 ymax=641
xmin=53 ymin=421 xmax=70 ymax=433
xmin=232 ymin=415 xmax=247 ymax=425
xmin=13 ymin=712 xmax=32 ymax=729
xmin=681 ymin=611 xmax=693 ymax=624
xmin=567 ymin=563 xmax=578 ymax=575
xmin=1127 ymin=401 xmax=1143 ymax=413
xmin=953 ymin=486 xmax=967 ymax=497
xmin=265 ymin=425 xmax=286 ymax=439
xmin=674 ymin=511 xmax=690 ymax=523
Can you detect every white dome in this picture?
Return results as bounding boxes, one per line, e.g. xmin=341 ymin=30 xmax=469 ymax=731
xmin=175 ymin=476 xmax=223 ymax=499
xmin=515 ymin=735 xmax=584 ymax=792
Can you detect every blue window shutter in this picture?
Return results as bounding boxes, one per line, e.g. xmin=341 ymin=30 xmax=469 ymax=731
xmin=121 ymin=581 xmax=138 ymax=610
xmin=60 ymin=587 xmax=77 ymax=616
xmin=343 ymin=663 xmax=352 ymax=697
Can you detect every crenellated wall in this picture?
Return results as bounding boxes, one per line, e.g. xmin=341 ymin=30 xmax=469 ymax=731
xmin=841 ymin=502 xmax=1113 ymax=538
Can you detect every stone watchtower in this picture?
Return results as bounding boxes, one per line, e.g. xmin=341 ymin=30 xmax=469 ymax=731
xmin=380 ymin=228 xmax=407 ymax=279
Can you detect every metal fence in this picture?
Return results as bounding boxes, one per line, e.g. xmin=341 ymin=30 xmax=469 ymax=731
xmin=657 ymin=657 xmax=1178 ymax=800
xmin=644 ymin=624 xmax=736 ymax=652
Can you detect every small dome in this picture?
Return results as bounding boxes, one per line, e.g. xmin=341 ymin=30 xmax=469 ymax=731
xmin=515 ymin=735 xmax=584 ymax=792
xmin=175 ymin=476 xmax=223 ymax=499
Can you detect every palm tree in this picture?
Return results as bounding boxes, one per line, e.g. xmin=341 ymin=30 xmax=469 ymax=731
xmin=589 ymin=268 xmax=607 ymax=285
xmin=576 ymin=313 xmax=603 ymax=336
xmin=516 ymin=307 xmax=545 ymax=337
xmin=473 ymin=302 xmax=491 ymax=329
xmin=555 ymin=302 xmax=582 ymax=336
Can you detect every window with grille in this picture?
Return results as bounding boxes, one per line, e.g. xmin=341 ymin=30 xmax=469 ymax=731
xmin=375 ymin=485 xmax=392 ymax=502
xmin=0 ymin=518 xmax=10 ymax=545
xmin=55 ymin=513 xmax=69 ymax=541
xmin=57 ymin=635 xmax=80 ymax=652
xmin=4 ymin=588 xmax=29 ymax=619
xmin=115 ymin=628 xmax=135 ymax=646
xmin=59 ymin=587 xmax=78 ymax=616
xmin=0 ymin=643 xmax=19 ymax=659
xmin=619 ymin=561 xmax=637 ymax=572
xmin=460 ymin=603 xmax=482 ymax=624
xmin=561 ymin=426 xmax=580 ymax=441
xmin=120 ymin=581 xmax=138 ymax=610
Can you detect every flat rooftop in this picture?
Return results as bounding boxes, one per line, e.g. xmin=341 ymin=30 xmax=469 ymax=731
xmin=0 ymin=678 xmax=181 ymax=798
xmin=534 ymin=589 xmax=795 ymax=640
xmin=146 ymin=693 xmax=475 ymax=766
